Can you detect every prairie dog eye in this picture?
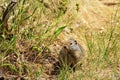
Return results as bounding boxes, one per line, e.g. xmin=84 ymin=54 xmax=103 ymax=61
xmin=70 ymin=42 xmax=72 ymax=45
xmin=74 ymin=40 xmax=77 ymax=44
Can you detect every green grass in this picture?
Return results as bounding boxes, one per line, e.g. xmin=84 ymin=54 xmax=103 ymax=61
xmin=0 ymin=0 xmax=120 ymax=80
xmin=0 ymin=0 xmax=70 ymax=79
xmin=57 ymin=22 xmax=120 ymax=80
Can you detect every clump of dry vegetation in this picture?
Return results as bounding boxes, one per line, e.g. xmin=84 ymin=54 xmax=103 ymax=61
xmin=0 ymin=0 xmax=120 ymax=80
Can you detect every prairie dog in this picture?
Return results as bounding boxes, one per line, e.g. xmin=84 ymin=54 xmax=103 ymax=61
xmin=59 ymin=38 xmax=85 ymax=69
xmin=68 ymin=38 xmax=85 ymax=60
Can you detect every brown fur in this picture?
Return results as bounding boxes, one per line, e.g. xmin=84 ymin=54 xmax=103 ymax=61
xmin=59 ymin=38 xmax=85 ymax=70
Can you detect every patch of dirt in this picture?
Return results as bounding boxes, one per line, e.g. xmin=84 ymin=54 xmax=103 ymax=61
xmin=39 ymin=40 xmax=62 ymax=80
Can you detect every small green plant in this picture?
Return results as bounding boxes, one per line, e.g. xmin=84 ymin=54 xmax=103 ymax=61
xmin=0 ymin=0 xmax=70 ymax=79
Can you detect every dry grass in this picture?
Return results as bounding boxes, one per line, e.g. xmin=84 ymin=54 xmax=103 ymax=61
xmin=0 ymin=0 xmax=120 ymax=80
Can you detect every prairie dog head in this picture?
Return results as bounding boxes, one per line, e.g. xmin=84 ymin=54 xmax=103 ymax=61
xmin=68 ymin=38 xmax=81 ymax=51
